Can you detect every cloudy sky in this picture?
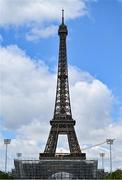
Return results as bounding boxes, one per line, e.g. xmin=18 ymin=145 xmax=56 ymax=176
xmin=0 ymin=0 xmax=122 ymax=172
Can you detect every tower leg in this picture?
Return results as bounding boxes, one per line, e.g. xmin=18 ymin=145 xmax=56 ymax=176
xmin=67 ymin=126 xmax=81 ymax=155
xmin=44 ymin=126 xmax=58 ymax=155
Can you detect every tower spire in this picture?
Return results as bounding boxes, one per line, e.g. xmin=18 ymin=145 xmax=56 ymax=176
xmin=62 ymin=9 xmax=64 ymax=24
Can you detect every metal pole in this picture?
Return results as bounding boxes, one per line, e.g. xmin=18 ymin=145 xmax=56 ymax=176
xmin=5 ymin=144 xmax=7 ymax=172
xmin=4 ymin=139 xmax=11 ymax=173
xmin=100 ymin=153 xmax=105 ymax=169
xmin=106 ymin=139 xmax=115 ymax=173
xmin=102 ymin=155 xmax=104 ymax=169
xmin=110 ymin=143 xmax=112 ymax=173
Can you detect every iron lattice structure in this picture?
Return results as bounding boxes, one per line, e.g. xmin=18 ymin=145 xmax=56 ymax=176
xmin=42 ymin=10 xmax=83 ymax=157
xmin=13 ymin=11 xmax=100 ymax=179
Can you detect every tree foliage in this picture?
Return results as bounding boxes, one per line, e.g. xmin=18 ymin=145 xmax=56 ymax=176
xmin=0 ymin=171 xmax=13 ymax=179
xmin=104 ymin=169 xmax=122 ymax=179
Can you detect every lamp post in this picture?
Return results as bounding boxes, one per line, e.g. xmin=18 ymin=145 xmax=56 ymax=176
xmin=4 ymin=139 xmax=11 ymax=173
xmin=100 ymin=152 xmax=105 ymax=169
xmin=106 ymin=139 xmax=115 ymax=173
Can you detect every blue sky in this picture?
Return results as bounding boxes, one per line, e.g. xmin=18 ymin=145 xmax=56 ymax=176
xmin=0 ymin=0 xmax=122 ymax=171
xmin=1 ymin=0 xmax=122 ymax=103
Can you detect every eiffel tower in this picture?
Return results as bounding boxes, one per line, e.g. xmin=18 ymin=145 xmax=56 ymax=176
xmin=14 ymin=10 xmax=98 ymax=180
xmin=40 ymin=10 xmax=85 ymax=158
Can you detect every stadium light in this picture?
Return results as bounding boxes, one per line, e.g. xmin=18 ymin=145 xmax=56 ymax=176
xmin=4 ymin=139 xmax=11 ymax=173
xmin=100 ymin=152 xmax=105 ymax=169
xmin=106 ymin=139 xmax=115 ymax=173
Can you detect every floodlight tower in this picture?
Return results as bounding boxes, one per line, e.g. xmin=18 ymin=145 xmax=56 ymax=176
xmin=106 ymin=139 xmax=115 ymax=173
xmin=4 ymin=139 xmax=11 ymax=172
xmin=100 ymin=152 xmax=105 ymax=169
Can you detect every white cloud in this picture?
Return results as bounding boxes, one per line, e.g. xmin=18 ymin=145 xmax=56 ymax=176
xmin=26 ymin=25 xmax=58 ymax=41
xmin=0 ymin=45 xmax=122 ymax=171
xmin=0 ymin=45 xmax=56 ymax=128
xmin=0 ymin=0 xmax=87 ymax=26
xmin=0 ymin=45 xmax=113 ymax=130
xmin=72 ymin=79 xmax=113 ymax=138
xmin=0 ymin=0 xmax=92 ymax=40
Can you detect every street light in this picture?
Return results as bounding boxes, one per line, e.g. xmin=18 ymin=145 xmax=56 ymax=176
xmin=100 ymin=152 xmax=105 ymax=169
xmin=106 ymin=139 xmax=115 ymax=173
xmin=4 ymin=139 xmax=11 ymax=173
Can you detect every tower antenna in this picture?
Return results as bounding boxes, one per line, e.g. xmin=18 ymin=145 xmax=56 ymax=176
xmin=62 ymin=9 xmax=64 ymax=24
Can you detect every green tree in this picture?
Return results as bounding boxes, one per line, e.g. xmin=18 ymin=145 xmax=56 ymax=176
xmin=104 ymin=169 xmax=122 ymax=179
xmin=0 ymin=171 xmax=13 ymax=179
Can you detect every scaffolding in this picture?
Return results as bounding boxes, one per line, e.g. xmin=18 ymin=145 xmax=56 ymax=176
xmin=13 ymin=155 xmax=98 ymax=179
